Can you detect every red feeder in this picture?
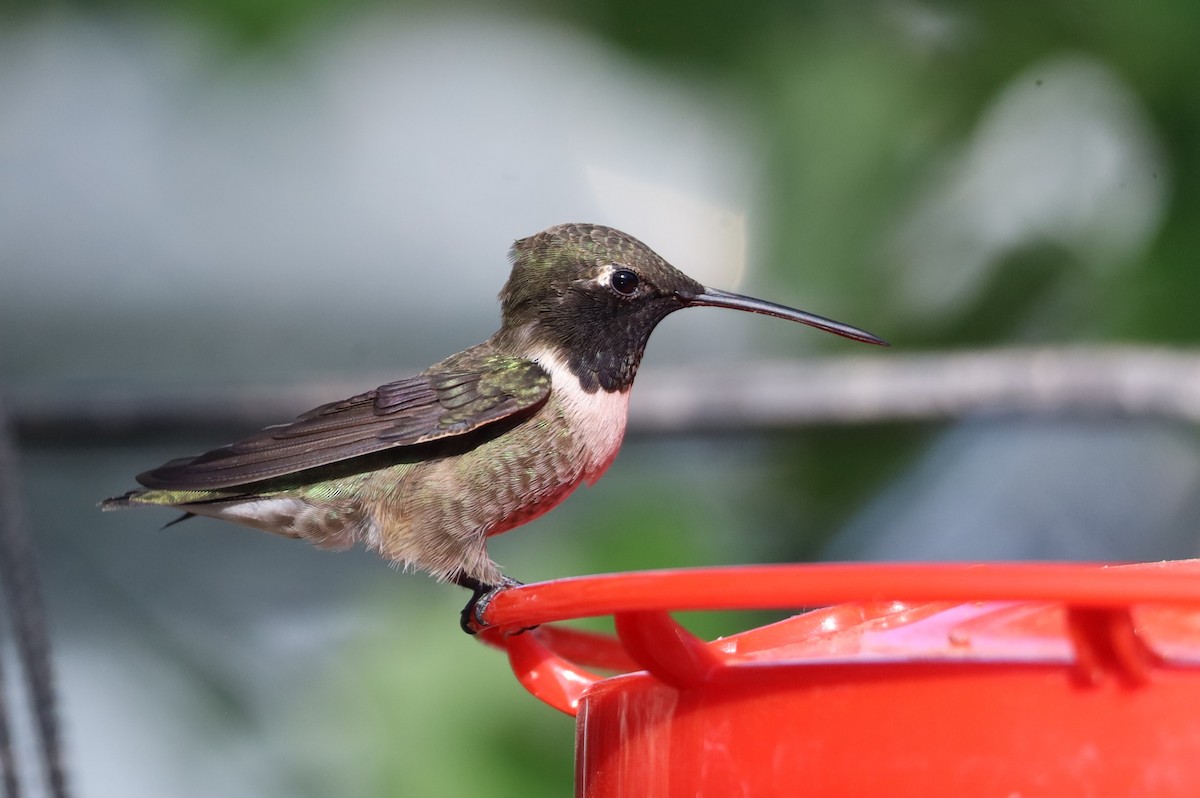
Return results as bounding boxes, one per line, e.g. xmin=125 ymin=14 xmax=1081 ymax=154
xmin=476 ymin=560 xmax=1200 ymax=797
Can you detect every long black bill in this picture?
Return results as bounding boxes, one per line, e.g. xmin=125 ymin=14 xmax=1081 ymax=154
xmin=677 ymin=287 xmax=888 ymax=346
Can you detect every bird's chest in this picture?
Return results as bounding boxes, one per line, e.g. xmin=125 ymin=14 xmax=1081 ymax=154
xmin=407 ymin=350 xmax=633 ymax=540
xmin=543 ymin=366 xmax=631 ymax=485
xmin=473 ymin=386 xmax=628 ymax=537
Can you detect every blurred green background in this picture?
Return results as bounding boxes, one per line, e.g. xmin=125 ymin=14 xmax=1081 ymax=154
xmin=3 ymin=1 xmax=1199 ymax=796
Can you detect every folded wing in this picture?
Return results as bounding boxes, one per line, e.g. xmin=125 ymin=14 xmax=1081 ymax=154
xmin=135 ymin=357 xmax=552 ymax=490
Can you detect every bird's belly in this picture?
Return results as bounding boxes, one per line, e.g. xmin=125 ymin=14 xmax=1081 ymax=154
xmin=482 ymin=473 xmax=581 ymax=538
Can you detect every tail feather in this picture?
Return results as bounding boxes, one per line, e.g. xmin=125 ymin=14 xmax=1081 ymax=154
xmin=99 ymin=492 xmax=138 ymax=511
xmin=101 ymin=491 xmax=198 ymax=531
xmin=160 ymin=512 xmax=195 ymax=530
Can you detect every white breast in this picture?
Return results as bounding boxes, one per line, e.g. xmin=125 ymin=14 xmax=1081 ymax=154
xmin=531 ymin=347 xmax=631 ymax=484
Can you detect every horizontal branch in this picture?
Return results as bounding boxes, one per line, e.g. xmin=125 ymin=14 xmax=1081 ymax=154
xmin=631 ymin=345 xmax=1200 ymax=432
xmin=9 ymin=346 xmax=1200 ymax=444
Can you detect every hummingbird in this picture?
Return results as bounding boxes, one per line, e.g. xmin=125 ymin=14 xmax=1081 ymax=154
xmin=102 ymin=223 xmax=885 ymax=628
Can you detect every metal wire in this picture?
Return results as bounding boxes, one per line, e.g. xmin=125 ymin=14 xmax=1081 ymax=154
xmin=0 ymin=608 xmax=19 ymax=798
xmin=0 ymin=398 xmax=70 ymax=798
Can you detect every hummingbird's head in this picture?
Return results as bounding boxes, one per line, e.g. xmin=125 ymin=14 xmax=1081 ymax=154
xmin=498 ymin=223 xmax=885 ymax=393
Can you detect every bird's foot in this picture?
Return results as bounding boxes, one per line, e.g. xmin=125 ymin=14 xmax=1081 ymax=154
xmin=457 ymin=576 xmax=524 ymax=635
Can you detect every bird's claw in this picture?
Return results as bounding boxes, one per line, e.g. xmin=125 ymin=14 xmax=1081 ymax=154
xmin=459 ymin=577 xmax=524 ymax=634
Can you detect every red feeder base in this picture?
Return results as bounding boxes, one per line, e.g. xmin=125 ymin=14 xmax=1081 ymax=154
xmin=478 ymin=561 xmax=1200 ymax=797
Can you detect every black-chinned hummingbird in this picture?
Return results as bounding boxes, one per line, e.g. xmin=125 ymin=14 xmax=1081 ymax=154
xmin=102 ymin=224 xmax=885 ymax=624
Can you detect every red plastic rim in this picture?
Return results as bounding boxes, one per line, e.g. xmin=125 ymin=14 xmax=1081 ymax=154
xmin=475 ymin=560 xmax=1200 ymax=716
xmin=480 ymin=560 xmax=1200 ymax=629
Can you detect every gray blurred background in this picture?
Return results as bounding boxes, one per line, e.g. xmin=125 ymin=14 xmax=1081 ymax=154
xmin=3 ymin=1 xmax=1199 ymax=796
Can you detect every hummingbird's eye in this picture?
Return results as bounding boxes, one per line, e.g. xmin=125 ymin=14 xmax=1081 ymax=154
xmin=610 ymin=268 xmax=640 ymax=296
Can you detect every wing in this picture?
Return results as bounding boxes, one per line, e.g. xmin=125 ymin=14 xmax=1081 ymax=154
xmin=135 ymin=356 xmax=551 ymax=490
